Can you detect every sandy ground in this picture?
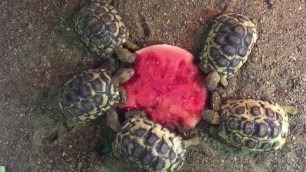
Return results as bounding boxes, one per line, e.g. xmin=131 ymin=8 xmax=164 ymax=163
xmin=0 ymin=0 xmax=306 ymax=171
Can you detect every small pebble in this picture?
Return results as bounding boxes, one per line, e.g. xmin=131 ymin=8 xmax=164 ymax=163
xmin=266 ymin=0 xmax=275 ymax=5
xmin=221 ymin=92 xmax=227 ymax=98
xmin=78 ymin=162 xmax=83 ymax=170
xmin=46 ymin=74 xmax=51 ymax=80
xmin=266 ymin=0 xmax=275 ymax=8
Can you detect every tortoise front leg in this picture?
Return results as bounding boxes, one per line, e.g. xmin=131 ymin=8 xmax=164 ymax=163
xmin=105 ymin=110 xmax=121 ymax=133
xmin=118 ymin=87 xmax=127 ymax=105
xmin=114 ymin=47 xmax=137 ymax=63
xmin=124 ymin=40 xmax=140 ymax=52
xmin=111 ymin=68 xmax=135 ymax=104
xmin=184 ymin=137 xmax=200 ymax=148
xmin=114 ymin=40 xmax=140 ymax=63
xmin=111 ymin=68 xmax=135 ymax=85
xmin=205 ymin=71 xmax=221 ymax=91
xmin=201 ymin=109 xmax=220 ymax=125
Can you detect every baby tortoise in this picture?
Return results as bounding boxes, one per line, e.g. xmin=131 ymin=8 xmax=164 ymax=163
xmin=199 ymin=13 xmax=258 ymax=91
xmin=58 ymin=68 xmax=133 ymax=127
xmin=202 ymin=91 xmax=297 ymax=151
xmin=75 ymin=0 xmax=138 ymax=63
xmin=112 ymin=111 xmax=199 ymax=172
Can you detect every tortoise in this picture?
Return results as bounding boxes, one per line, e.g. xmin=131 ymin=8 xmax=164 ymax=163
xmin=58 ymin=67 xmax=134 ymax=129
xmin=111 ymin=111 xmax=199 ymax=172
xmin=75 ymin=0 xmax=138 ymax=63
xmin=199 ymin=13 xmax=258 ymax=91
xmin=202 ymin=91 xmax=298 ymax=151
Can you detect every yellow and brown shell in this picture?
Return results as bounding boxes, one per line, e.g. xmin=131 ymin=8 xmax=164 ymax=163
xmin=75 ymin=0 xmax=128 ymax=58
xmin=200 ymin=13 xmax=258 ymax=78
xmin=59 ymin=68 xmax=119 ymax=123
xmin=218 ymin=99 xmax=289 ymax=151
xmin=114 ymin=114 xmax=187 ymax=171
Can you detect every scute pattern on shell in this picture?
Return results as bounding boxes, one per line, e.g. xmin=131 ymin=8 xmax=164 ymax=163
xmin=218 ymin=99 xmax=289 ymax=151
xmin=59 ymin=68 xmax=119 ymax=123
xmin=115 ymin=114 xmax=187 ymax=171
xmin=200 ymin=13 xmax=258 ymax=78
xmin=75 ymin=0 xmax=128 ymax=58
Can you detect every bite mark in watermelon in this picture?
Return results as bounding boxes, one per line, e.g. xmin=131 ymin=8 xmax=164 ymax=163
xmin=120 ymin=44 xmax=207 ymax=129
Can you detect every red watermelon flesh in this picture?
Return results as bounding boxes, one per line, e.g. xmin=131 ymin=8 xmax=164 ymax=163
xmin=120 ymin=44 xmax=207 ymax=129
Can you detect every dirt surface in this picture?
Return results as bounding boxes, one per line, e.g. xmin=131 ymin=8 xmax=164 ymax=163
xmin=0 ymin=0 xmax=306 ymax=171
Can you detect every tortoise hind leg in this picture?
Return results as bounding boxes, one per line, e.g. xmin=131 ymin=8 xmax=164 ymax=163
xmin=103 ymin=0 xmax=113 ymax=5
xmin=281 ymin=106 xmax=298 ymax=115
xmin=223 ymin=0 xmax=238 ymax=13
xmin=111 ymin=141 xmax=121 ymax=158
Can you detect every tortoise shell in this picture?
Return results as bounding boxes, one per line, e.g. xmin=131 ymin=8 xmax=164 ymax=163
xmin=218 ymin=99 xmax=289 ymax=151
xmin=114 ymin=114 xmax=187 ymax=171
xmin=59 ymin=68 xmax=119 ymax=123
xmin=75 ymin=0 xmax=128 ymax=58
xmin=200 ymin=13 xmax=258 ymax=78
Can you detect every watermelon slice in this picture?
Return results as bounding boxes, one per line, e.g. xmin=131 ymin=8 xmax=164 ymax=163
xmin=120 ymin=44 xmax=207 ymax=129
